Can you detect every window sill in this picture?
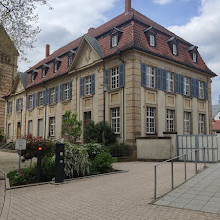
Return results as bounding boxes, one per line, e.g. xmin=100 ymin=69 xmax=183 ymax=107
xmin=37 ymin=105 xmax=44 ymax=109
xmin=62 ymin=99 xmax=71 ymax=104
xmin=146 ymin=133 xmax=157 ymax=136
xmin=144 ymin=87 xmax=156 ymax=92
xmin=108 ymin=87 xmax=121 ymax=93
xmin=49 ymin=103 xmax=57 ymax=107
xmin=163 ymin=132 xmax=177 ymax=135
xmin=82 ymin=94 xmax=93 ymax=99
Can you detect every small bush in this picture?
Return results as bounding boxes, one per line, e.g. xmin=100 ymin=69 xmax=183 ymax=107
xmin=84 ymin=121 xmax=116 ymax=145
xmin=7 ymin=169 xmax=27 ymax=186
xmin=65 ymin=143 xmax=90 ymax=178
xmin=109 ymin=143 xmax=133 ymax=157
xmin=41 ymin=156 xmax=55 ymax=182
xmin=91 ymin=152 xmax=117 ymax=174
xmin=83 ymin=143 xmax=107 ymax=160
xmin=0 ymin=128 xmax=4 ymax=142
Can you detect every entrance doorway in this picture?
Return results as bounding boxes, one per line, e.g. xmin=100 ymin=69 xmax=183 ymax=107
xmin=17 ymin=122 xmax=21 ymax=139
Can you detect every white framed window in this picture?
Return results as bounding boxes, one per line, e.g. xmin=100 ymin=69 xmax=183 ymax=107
xmin=8 ymin=124 xmax=11 ymax=138
xmin=9 ymin=101 xmax=13 ymax=114
xmin=42 ymin=68 xmax=46 ymax=78
xmin=167 ymin=110 xmax=175 ymax=132
xmin=85 ymin=76 xmax=92 ymax=95
xmin=39 ymin=92 xmax=44 ymax=106
xmin=184 ymin=112 xmax=191 ymax=134
xmin=28 ymin=120 xmax=33 ymax=135
xmin=54 ymin=62 xmax=58 ymax=73
xmin=199 ymin=114 xmax=205 ymax=134
xmin=146 ymin=107 xmax=156 ymax=134
xmin=31 ymin=73 xmax=35 ymax=82
xmin=111 ymin=108 xmax=120 ymax=134
xmin=29 ymin=95 xmax=33 ymax=109
xmin=193 ymin=53 xmax=197 ymax=63
xmin=68 ymin=55 xmax=73 ymax=67
xmin=49 ymin=117 xmax=55 ymax=137
xmin=173 ymin=44 xmax=177 ymax=55
xmin=112 ymin=34 xmax=118 ymax=47
xmin=17 ymin=99 xmax=22 ymax=111
xmin=149 ymin=34 xmax=155 ymax=47
xmin=63 ymin=83 xmax=70 ymax=101
xmin=184 ymin=77 xmax=190 ymax=96
xmin=167 ymin=72 xmax=174 ymax=92
xmin=111 ymin=67 xmax=119 ymax=89
xmin=38 ymin=119 xmax=43 ymax=137
xmin=50 ymin=88 xmax=55 ymax=104
xmin=199 ymin=81 xmax=204 ymax=99
xmin=146 ymin=66 xmax=155 ymax=88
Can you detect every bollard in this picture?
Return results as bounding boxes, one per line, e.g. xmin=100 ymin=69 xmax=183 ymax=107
xmin=184 ymin=154 xmax=187 ymax=182
xmin=55 ymin=143 xmax=65 ymax=183
xmin=37 ymin=145 xmax=43 ymax=182
xmin=195 ymin=150 xmax=198 ymax=174
xmin=203 ymin=147 xmax=207 ymax=169
xmin=171 ymin=161 xmax=174 ymax=190
xmin=154 ymin=166 xmax=157 ymax=200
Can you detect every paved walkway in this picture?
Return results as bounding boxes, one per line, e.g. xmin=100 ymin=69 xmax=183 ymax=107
xmin=1 ymin=161 xmax=219 ymax=220
xmin=155 ymin=162 xmax=220 ymax=214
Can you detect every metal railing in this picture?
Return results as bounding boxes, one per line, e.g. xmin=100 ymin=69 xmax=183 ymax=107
xmin=154 ymin=148 xmax=207 ymax=200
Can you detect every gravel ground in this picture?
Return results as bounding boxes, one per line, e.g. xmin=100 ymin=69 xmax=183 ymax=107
xmin=0 ymin=150 xmax=36 ymax=174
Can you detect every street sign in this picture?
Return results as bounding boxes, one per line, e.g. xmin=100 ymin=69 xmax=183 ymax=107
xmin=15 ymin=139 xmax=26 ymax=150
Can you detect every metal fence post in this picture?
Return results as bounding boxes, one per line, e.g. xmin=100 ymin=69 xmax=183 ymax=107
xmin=154 ymin=166 xmax=157 ymax=200
xmin=195 ymin=149 xmax=198 ymax=174
xmin=203 ymin=147 xmax=206 ymax=169
xmin=171 ymin=161 xmax=174 ymax=190
xmin=184 ymin=154 xmax=187 ymax=182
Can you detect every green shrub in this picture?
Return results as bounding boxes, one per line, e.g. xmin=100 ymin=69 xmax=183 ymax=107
xmin=64 ymin=143 xmax=90 ymax=178
xmin=83 ymin=143 xmax=107 ymax=160
xmin=109 ymin=143 xmax=133 ymax=157
xmin=7 ymin=169 xmax=27 ymax=186
xmin=0 ymin=128 xmax=4 ymax=142
xmin=22 ymin=165 xmax=37 ymax=184
xmin=84 ymin=121 xmax=116 ymax=145
xmin=91 ymin=152 xmax=117 ymax=174
xmin=41 ymin=156 xmax=55 ymax=182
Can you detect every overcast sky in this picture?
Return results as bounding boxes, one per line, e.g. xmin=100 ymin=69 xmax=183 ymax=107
xmin=18 ymin=0 xmax=220 ymax=105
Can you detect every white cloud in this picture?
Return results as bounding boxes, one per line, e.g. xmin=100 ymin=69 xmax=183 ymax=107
xmin=18 ymin=0 xmax=118 ymax=71
xmin=168 ymin=0 xmax=220 ymax=104
xmin=153 ymin=0 xmax=173 ymax=5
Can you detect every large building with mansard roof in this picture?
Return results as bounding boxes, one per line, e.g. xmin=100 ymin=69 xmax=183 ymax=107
xmin=4 ymin=0 xmax=216 ymax=155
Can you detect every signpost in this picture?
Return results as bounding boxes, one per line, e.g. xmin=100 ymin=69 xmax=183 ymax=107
xmin=15 ymin=139 xmax=26 ymax=170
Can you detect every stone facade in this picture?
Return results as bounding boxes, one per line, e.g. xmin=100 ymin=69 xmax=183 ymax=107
xmin=0 ymin=25 xmax=18 ymax=132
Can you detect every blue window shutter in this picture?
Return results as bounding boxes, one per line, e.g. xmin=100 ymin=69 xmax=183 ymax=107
xmin=55 ymin=86 xmax=59 ymax=103
xmin=205 ymin=82 xmax=208 ymax=100
xmin=80 ymin=78 xmax=84 ymax=97
xmin=60 ymin=85 xmax=63 ymax=102
xmin=162 ymin=70 xmax=167 ymax=91
xmin=119 ymin=63 xmax=125 ymax=88
xmin=91 ymin=74 xmax=95 ymax=95
xmin=175 ymin=73 xmax=179 ymax=94
xmin=104 ymin=69 xmax=109 ymax=90
xmin=195 ymin=79 xmax=199 ymax=98
xmin=21 ymin=98 xmax=23 ymax=110
xmin=141 ymin=63 xmax=147 ymax=87
xmin=179 ymin=74 xmax=184 ymax=95
xmin=7 ymin=102 xmax=9 ymax=114
xmin=191 ymin=78 xmax=195 ymax=97
xmin=46 ymin=89 xmax=50 ymax=105
xmin=69 ymin=81 xmax=73 ymax=100
xmin=26 ymin=95 xmax=29 ymax=109
xmin=16 ymin=100 xmax=18 ymax=112
xmin=33 ymin=94 xmax=36 ymax=108
xmin=35 ymin=93 xmax=38 ymax=107
xmin=43 ymin=90 xmax=46 ymax=106
xmin=156 ymin=68 xmax=162 ymax=90
xmin=11 ymin=101 xmax=13 ymax=114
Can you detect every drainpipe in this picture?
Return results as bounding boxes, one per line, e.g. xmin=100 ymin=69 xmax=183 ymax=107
xmin=42 ymin=83 xmax=47 ymax=140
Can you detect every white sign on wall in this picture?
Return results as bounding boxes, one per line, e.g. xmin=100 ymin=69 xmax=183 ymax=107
xmin=15 ymin=139 xmax=27 ymax=150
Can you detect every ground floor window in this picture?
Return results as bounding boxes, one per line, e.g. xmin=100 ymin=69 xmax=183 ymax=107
xmin=38 ymin=119 xmax=43 ymax=137
xmin=184 ymin=112 xmax=191 ymax=134
xmin=8 ymin=124 xmax=11 ymax=138
xmin=167 ymin=110 xmax=175 ymax=132
xmin=146 ymin=107 xmax=156 ymax=134
xmin=49 ymin=117 xmax=55 ymax=137
xmin=199 ymin=114 xmax=205 ymax=134
xmin=28 ymin=120 xmax=33 ymax=135
xmin=111 ymin=108 xmax=120 ymax=134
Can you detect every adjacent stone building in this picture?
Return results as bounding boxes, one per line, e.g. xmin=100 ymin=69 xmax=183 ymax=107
xmin=0 ymin=25 xmax=18 ymax=132
xmin=4 ymin=0 xmax=216 ymax=150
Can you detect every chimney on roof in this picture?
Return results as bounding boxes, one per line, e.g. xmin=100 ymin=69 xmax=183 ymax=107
xmin=46 ymin=44 xmax=50 ymax=58
xmin=125 ymin=0 xmax=131 ymax=13
xmin=88 ymin=27 xmax=95 ymax=34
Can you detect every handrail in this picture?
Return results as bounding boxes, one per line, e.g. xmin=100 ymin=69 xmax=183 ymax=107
xmin=154 ymin=147 xmax=206 ymax=200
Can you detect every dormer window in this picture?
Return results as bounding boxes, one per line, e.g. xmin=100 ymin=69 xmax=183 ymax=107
xmin=150 ymin=34 xmax=155 ymax=47
xmin=173 ymin=44 xmax=177 ymax=56
xmin=53 ymin=58 xmax=61 ymax=73
xmin=42 ymin=68 xmax=46 ymax=78
xmin=112 ymin=34 xmax=118 ymax=48
xmin=42 ymin=64 xmax=49 ymax=78
xmin=31 ymin=69 xmax=38 ymax=82
xmin=144 ymin=27 xmax=157 ymax=48
xmin=31 ymin=73 xmax=35 ymax=82
xmin=193 ymin=53 xmax=197 ymax=63
xmin=110 ymin=27 xmax=123 ymax=48
xmin=68 ymin=50 xmax=76 ymax=67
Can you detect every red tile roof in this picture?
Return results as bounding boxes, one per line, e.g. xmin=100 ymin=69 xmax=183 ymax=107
xmin=25 ymin=9 xmax=216 ymax=89
xmin=213 ymin=120 xmax=220 ymax=131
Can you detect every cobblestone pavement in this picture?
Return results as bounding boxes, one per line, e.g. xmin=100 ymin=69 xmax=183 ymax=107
xmin=155 ymin=162 xmax=220 ymax=214
xmin=2 ymin=162 xmax=220 ymax=220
